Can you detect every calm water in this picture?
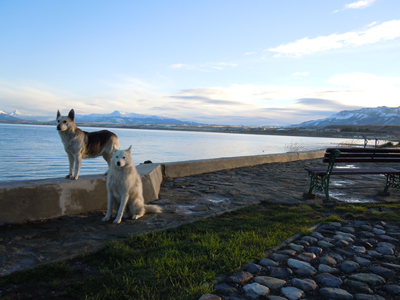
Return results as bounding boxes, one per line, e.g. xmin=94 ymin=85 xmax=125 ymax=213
xmin=0 ymin=123 xmax=358 ymax=182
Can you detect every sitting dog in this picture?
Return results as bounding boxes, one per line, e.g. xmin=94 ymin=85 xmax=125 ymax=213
xmin=102 ymin=145 xmax=162 ymax=224
xmin=56 ymin=109 xmax=120 ymax=180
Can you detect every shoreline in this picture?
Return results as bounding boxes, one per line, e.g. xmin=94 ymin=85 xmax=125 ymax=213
xmin=1 ymin=120 xmax=397 ymax=140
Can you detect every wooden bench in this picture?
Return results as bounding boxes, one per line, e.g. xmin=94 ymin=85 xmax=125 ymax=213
xmin=303 ymin=147 xmax=400 ymax=201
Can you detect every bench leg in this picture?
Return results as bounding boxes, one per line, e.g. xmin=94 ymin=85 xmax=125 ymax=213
xmin=304 ymin=174 xmax=331 ymax=201
xmin=381 ymin=174 xmax=400 ymax=196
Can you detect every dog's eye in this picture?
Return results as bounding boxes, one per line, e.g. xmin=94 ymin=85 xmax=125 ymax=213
xmin=123 ymin=156 xmax=125 ymax=159
xmin=63 ymin=120 xmax=67 ymax=123
xmin=116 ymin=156 xmax=118 ymax=158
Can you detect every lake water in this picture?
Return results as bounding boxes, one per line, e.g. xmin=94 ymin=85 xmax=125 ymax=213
xmin=0 ymin=123 xmax=358 ymax=182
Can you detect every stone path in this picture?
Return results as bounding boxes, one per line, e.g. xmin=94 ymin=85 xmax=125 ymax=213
xmin=1 ymin=158 xmax=399 ymax=279
xmin=202 ymin=219 xmax=400 ymax=300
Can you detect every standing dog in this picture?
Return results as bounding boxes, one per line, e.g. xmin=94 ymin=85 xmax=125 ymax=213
xmin=56 ymin=109 xmax=120 ymax=180
xmin=102 ymin=145 xmax=162 ymax=224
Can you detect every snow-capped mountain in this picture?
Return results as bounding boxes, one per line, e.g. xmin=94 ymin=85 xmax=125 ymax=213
xmin=0 ymin=110 xmax=21 ymax=121
xmin=293 ymin=106 xmax=400 ymax=127
xmin=75 ymin=111 xmax=200 ymax=125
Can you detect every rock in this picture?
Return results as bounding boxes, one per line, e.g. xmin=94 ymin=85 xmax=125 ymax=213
xmin=354 ymin=256 xmax=372 ymax=266
xmin=269 ymin=253 xmax=288 ymax=262
xmin=382 ymin=284 xmax=400 ymax=295
xmin=377 ymin=242 xmax=395 ymax=249
xmin=296 ymin=252 xmax=316 ymax=262
xmin=381 ymin=262 xmax=400 ymax=270
xmin=349 ymin=273 xmax=386 ymax=286
xmin=214 ymin=283 xmax=238 ymax=296
xmin=199 ymin=294 xmax=222 ymax=300
xmin=268 ymin=296 xmax=288 ymax=300
xmin=281 ymin=286 xmax=304 ymax=300
xmin=330 ymin=222 xmax=342 ymax=227
xmin=318 ymin=240 xmax=335 ymax=248
xmin=375 ymin=246 xmax=394 ymax=255
xmin=319 ymin=287 xmax=353 ymax=300
xmin=319 ymin=264 xmax=339 ymax=273
xmin=349 ymin=245 xmax=366 ymax=254
xmin=319 ymin=255 xmax=337 ymax=266
xmin=307 ymin=246 xmax=323 ymax=255
xmin=243 ymin=282 xmax=270 ymax=299
xmin=254 ymin=276 xmax=286 ymax=289
xmin=291 ymin=278 xmax=318 ymax=292
xmin=259 ymin=257 xmax=279 ymax=267
xmin=294 ymin=268 xmax=316 ymax=277
xmin=227 ymin=272 xmax=253 ymax=284
xmin=366 ymin=266 xmax=395 ymax=280
xmin=287 ymin=243 xmax=304 ymax=252
xmin=379 ymin=235 xmax=398 ymax=243
xmin=341 ymin=260 xmax=360 ymax=273
xmin=341 ymin=226 xmax=356 ymax=233
xmin=344 ymin=279 xmax=373 ymax=294
xmin=270 ymin=267 xmax=293 ymax=279
xmin=315 ymin=273 xmax=343 ymax=287
xmin=310 ymin=231 xmax=324 ymax=240
xmin=354 ymin=294 xmax=385 ymax=300
xmin=302 ymin=236 xmax=318 ymax=244
xmin=245 ymin=263 xmax=263 ymax=274
xmin=278 ymin=249 xmax=297 ymax=256
xmin=287 ymin=258 xmax=317 ymax=272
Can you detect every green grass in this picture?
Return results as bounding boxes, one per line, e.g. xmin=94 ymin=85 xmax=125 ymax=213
xmin=1 ymin=202 xmax=400 ymax=300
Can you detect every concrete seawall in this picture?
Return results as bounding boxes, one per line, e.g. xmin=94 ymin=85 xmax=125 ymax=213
xmin=0 ymin=150 xmax=324 ymax=224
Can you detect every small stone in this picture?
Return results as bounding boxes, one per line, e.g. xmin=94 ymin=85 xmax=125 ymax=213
xmin=270 ymin=267 xmax=293 ymax=279
xmin=287 ymin=243 xmax=304 ymax=252
xmin=360 ymin=231 xmax=376 ymax=238
xmin=278 ymin=249 xmax=297 ymax=256
xmin=375 ymin=246 xmax=394 ymax=255
xmin=254 ymin=276 xmax=286 ymax=289
xmin=336 ymin=231 xmax=356 ymax=239
xmin=381 ymin=262 xmax=400 ymax=270
xmin=319 ymin=287 xmax=353 ymax=300
xmin=243 ymin=282 xmax=270 ymax=299
xmin=354 ymin=256 xmax=372 ymax=266
xmin=310 ymin=231 xmax=324 ymax=239
xmin=291 ymin=278 xmax=318 ymax=292
xmin=246 ymin=263 xmax=263 ymax=274
xmin=377 ymin=242 xmax=395 ymax=249
xmin=382 ymin=284 xmax=400 ymax=295
xmin=336 ymin=248 xmax=355 ymax=258
xmin=269 ymin=253 xmax=288 ymax=262
xmin=307 ymin=246 xmax=323 ymax=255
xmin=360 ymin=225 xmax=373 ymax=231
xmin=281 ymin=286 xmax=304 ymax=300
xmin=294 ymin=268 xmax=316 ymax=277
xmin=315 ymin=273 xmax=343 ymax=287
xmin=340 ymin=226 xmax=356 ymax=233
xmin=214 ymin=283 xmax=238 ymax=296
xmin=350 ymin=245 xmax=366 ymax=254
xmin=287 ymin=258 xmax=317 ymax=272
xmin=367 ymin=250 xmax=383 ymax=258
xmin=341 ymin=260 xmax=360 ymax=273
xmin=349 ymin=273 xmax=386 ymax=286
xmin=259 ymin=257 xmax=279 ymax=267
xmin=344 ymin=279 xmax=373 ymax=294
xmin=330 ymin=222 xmax=342 ymax=227
xmin=354 ymin=294 xmax=385 ymax=300
xmin=379 ymin=235 xmax=398 ymax=243
xmin=302 ymin=236 xmax=318 ymax=244
xmin=227 ymin=272 xmax=253 ymax=284
xmin=367 ymin=266 xmax=395 ymax=280
xmin=333 ymin=234 xmax=354 ymax=243
xmin=330 ymin=253 xmax=344 ymax=262
xmin=268 ymin=296 xmax=288 ymax=300
xmin=294 ymin=240 xmax=310 ymax=247
xmin=199 ymin=294 xmax=222 ymax=300
xmin=319 ymin=264 xmax=340 ymax=274
xmin=319 ymin=255 xmax=337 ymax=266
xmin=373 ymin=228 xmax=385 ymax=235
xmin=296 ymin=252 xmax=316 ymax=262
xmin=318 ymin=240 xmax=335 ymax=248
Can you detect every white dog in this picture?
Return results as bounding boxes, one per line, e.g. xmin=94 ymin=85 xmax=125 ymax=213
xmin=102 ymin=145 xmax=162 ymax=224
xmin=56 ymin=109 xmax=120 ymax=180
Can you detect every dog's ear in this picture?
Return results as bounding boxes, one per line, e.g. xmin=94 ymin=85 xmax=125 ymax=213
xmin=68 ymin=109 xmax=75 ymax=121
xmin=57 ymin=110 xmax=61 ymax=119
xmin=127 ymin=145 xmax=132 ymax=153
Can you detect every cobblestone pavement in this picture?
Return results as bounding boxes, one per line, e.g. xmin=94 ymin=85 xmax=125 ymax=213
xmin=202 ymin=219 xmax=400 ymax=300
xmin=1 ymin=159 xmax=400 ymax=277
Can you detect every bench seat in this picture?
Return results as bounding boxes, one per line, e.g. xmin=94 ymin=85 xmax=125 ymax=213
xmin=304 ymin=148 xmax=400 ymax=201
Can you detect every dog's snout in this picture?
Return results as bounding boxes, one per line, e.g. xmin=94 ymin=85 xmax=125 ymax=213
xmin=117 ymin=161 xmax=121 ymax=166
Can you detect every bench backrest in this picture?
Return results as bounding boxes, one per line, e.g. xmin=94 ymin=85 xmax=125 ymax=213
xmin=323 ymin=148 xmax=400 ymax=163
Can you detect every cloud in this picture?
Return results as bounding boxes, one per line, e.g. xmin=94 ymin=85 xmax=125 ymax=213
xmin=268 ymin=20 xmax=400 ymax=57
xmin=333 ymin=0 xmax=376 ymax=13
xmin=291 ymin=72 xmax=309 ymax=78
xmin=295 ymin=98 xmax=362 ymax=111
xmin=169 ymin=62 xmax=237 ymax=72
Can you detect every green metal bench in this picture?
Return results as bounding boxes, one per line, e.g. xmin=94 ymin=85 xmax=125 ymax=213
xmin=303 ymin=147 xmax=400 ymax=201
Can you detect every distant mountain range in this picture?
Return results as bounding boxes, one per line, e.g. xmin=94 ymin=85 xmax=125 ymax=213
xmin=293 ymin=106 xmax=400 ymax=127
xmin=0 ymin=110 xmax=201 ymax=125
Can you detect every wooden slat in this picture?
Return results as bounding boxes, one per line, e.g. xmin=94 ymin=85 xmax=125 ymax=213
xmin=323 ymin=158 xmax=400 ymax=163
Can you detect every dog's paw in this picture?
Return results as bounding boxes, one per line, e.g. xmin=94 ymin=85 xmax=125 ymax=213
xmin=132 ymin=214 xmax=144 ymax=220
xmin=70 ymin=176 xmax=78 ymax=180
xmin=65 ymin=175 xmax=72 ymax=179
xmin=112 ymin=219 xmax=121 ymax=224
xmin=101 ymin=216 xmax=110 ymax=222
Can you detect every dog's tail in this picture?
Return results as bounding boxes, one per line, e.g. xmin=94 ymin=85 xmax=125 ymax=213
xmin=144 ymin=204 xmax=163 ymax=214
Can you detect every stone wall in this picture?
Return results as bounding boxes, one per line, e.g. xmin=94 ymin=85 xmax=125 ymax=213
xmin=0 ymin=150 xmax=324 ymax=224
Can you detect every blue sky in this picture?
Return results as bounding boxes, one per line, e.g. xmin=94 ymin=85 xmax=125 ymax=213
xmin=1 ymin=0 xmax=400 ymax=125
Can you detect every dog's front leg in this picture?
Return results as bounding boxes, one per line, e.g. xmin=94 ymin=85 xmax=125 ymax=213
xmin=113 ymin=194 xmax=129 ymax=224
xmin=66 ymin=153 xmax=74 ymax=179
xmin=71 ymin=154 xmax=82 ymax=180
xmin=101 ymin=191 xmax=114 ymax=222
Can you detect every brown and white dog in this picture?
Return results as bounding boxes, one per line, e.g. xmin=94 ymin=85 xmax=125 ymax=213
xmin=56 ymin=109 xmax=120 ymax=180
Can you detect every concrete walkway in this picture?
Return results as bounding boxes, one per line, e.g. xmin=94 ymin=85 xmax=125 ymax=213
xmin=1 ymin=158 xmax=399 ymax=276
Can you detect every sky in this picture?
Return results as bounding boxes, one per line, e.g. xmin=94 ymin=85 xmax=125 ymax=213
xmin=1 ymin=0 xmax=400 ymax=126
